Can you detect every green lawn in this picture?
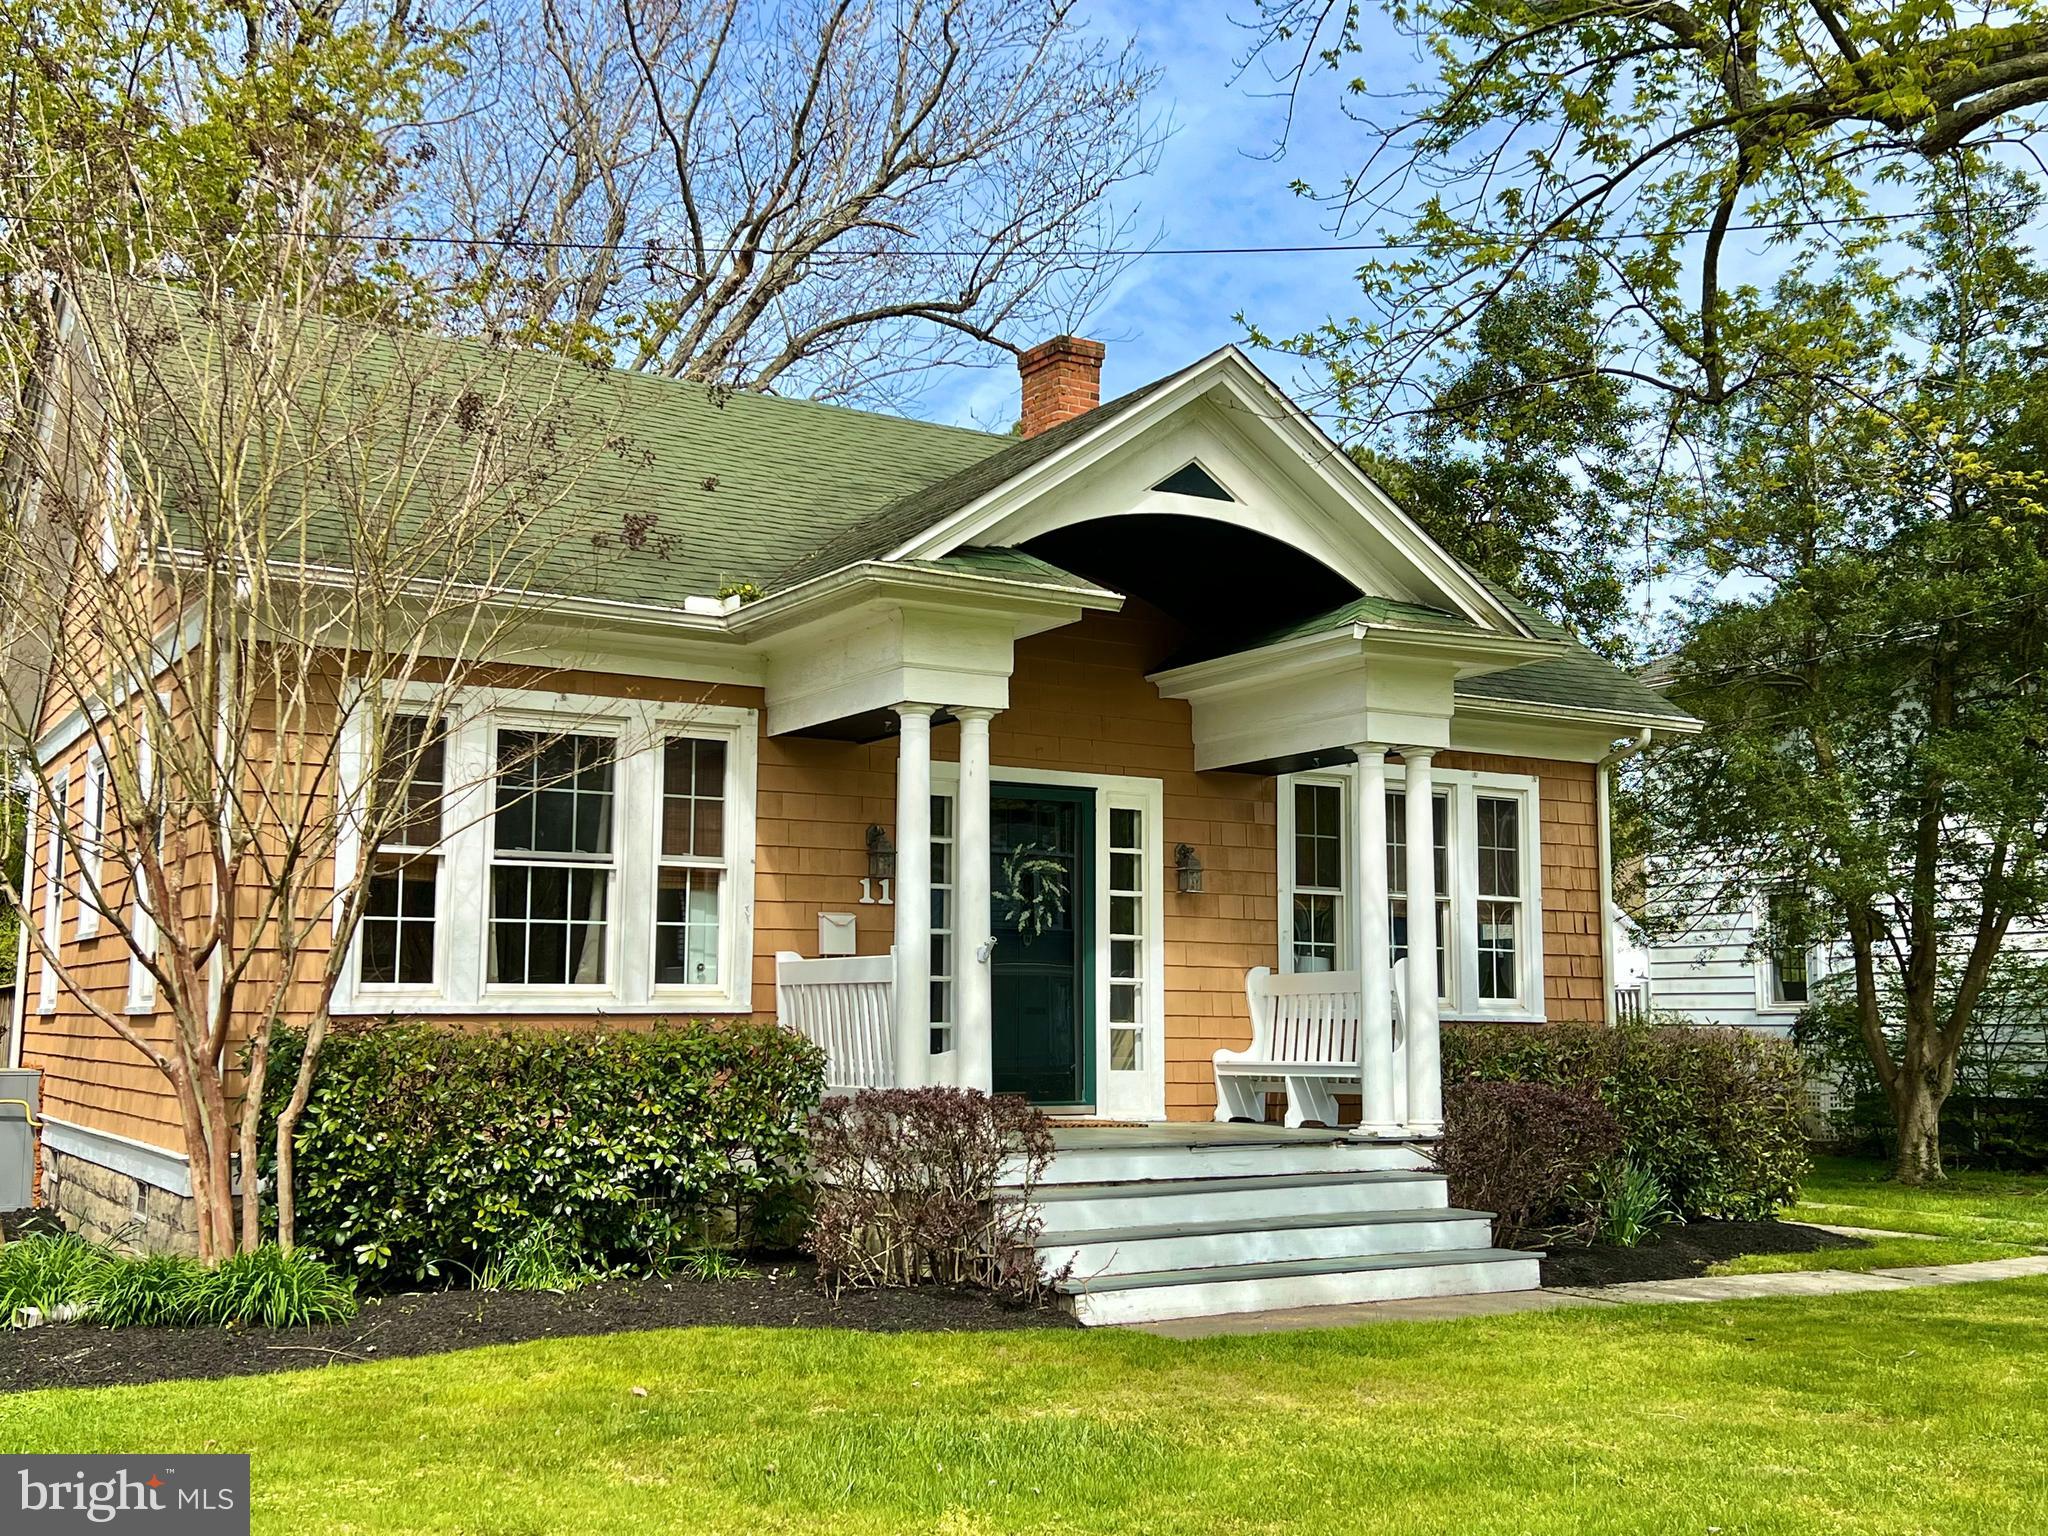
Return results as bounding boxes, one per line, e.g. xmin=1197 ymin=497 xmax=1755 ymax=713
xmin=1705 ymin=1155 xmax=2048 ymax=1276
xmin=6 ymin=1279 xmax=2048 ymax=1534
xmin=1792 ymin=1155 xmax=2048 ymax=1245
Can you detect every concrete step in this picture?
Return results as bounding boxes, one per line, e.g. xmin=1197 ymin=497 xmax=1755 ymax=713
xmin=1039 ymin=1208 xmax=1497 ymax=1281
xmin=1022 ymin=1169 xmax=1451 ymax=1234
xmin=1028 ymin=1134 xmax=1429 ymax=1187
xmin=1061 ymin=1248 xmax=1542 ymax=1327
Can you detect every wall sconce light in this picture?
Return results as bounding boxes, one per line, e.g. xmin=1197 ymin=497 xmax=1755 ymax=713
xmin=866 ymin=825 xmax=896 ymax=881
xmin=1175 ymin=842 xmax=1204 ymax=895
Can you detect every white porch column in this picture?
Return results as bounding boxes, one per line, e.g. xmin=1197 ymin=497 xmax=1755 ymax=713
xmin=892 ymin=704 xmax=936 ymax=1089
xmin=1401 ymin=748 xmax=1445 ymax=1135
xmin=1351 ymin=746 xmax=1401 ymax=1137
xmin=955 ymin=708 xmax=996 ymax=1093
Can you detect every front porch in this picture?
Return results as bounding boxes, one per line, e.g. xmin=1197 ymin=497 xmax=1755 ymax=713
xmin=772 ymin=713 xmax=1457 ymax=1142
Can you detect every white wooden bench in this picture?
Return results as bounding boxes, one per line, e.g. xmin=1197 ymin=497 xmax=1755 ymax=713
xmin=775 ymin=951 xmax=895 ymax=1091
xmin=1212 ymin=960 xmax=1407 ymax=1128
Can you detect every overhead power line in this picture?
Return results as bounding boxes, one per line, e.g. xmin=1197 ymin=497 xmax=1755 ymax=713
xmin=6 ymin=195 xmax=2035 ymax=260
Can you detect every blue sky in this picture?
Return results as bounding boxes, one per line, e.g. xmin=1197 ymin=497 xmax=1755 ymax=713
xmin=939 ymin=0 xmax=1379 ymax=431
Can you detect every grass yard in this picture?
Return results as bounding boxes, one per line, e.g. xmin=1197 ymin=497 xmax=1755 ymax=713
xmin=5 ymin=1278 xmax=2048 ymax=1535
xmin=1705 ymin=1155 xmax=2048 ymax=1276
xmin=1794 ymin=1155 xmax=2048 ymax=1245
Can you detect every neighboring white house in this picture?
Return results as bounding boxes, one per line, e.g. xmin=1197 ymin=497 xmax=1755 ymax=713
xmin=1639 ymin=865 xmax=1833 ymax=1036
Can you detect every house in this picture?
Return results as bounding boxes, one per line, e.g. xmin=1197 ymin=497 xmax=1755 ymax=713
xmin=7 ymin=316 xmax=1697 ymax=1320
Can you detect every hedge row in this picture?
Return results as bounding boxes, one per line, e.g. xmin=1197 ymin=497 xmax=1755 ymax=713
xmin=1442 ymin=1018 xmax=1807 ymax=1220
xmin=258 ymin=1019 xmax=824 ymax=1283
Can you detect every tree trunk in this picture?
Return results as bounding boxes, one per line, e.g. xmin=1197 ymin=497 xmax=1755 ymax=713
xmin=1892 ymin=1073 xmax=1946 ymax=1184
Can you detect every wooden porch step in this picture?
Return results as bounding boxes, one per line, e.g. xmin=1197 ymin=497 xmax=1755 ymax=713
xmin=1059 ymin=1247 xmax=1542 ymax=1327
xmin=1039 ymin=1207 xmax=1498 ymax=1280
xmin=1029 ymin=1132 xmax=1429 ymax=1186
xmin=1017 ymin=1169 xmax=1451 ymax=1234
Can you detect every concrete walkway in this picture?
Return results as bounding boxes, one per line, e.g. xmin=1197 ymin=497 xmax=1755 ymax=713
xmin=1129 ymin=1252 xmax=2048 ymax=1339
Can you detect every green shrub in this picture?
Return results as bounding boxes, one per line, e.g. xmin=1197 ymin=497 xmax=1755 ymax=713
xmin=93 ymin=1252 xmax=208 ymax=1327
xmin=1443 ymin=1017 xmax=1808 ymax=1220
xmin=1588 ymin=1159 xmax=1681 ymax=1248
xmin=191 ymin=1246 xmax=357 ymax=1327
xmin=0 ymin=1231 xmax=113 ymax=1324
xmin=259 ymin=1018 xmax=825 ymax=1284
xmin=1438 ymin=1082 xmax=1623 ymax=1247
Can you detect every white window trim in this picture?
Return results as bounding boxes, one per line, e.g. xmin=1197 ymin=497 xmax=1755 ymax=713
xmin=1276 ymin=763 xmax=1547 ymax=1023
xmin=77 ymin=752 xmax=107 ymax=939
xmin=38 ymin=773 xmax=68 ymax=1013
xmin=930 ymin=761 xmax=1167 ymax=1122
xmin=1753 ymin=893 xmax=1818 ymax=1016
xmin=331 ymin=683 xmax=758 ymax=1016
xmin=125 ymin=710 xmax=159 ymax=1014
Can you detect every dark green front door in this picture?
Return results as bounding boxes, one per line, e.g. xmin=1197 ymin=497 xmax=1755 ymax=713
xmin=990 ymin=785 xmax=1094 ymax=1107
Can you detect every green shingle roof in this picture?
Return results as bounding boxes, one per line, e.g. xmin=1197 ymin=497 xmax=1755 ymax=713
xmin=138 ymin=294 xmax=1012 ymax=607
xmin=767 ymin=366 xmax=1193 ymax=590
xmin=129 ymin=294 xmax=1684 ymax=727
xmin=1453 ymin=585 xmax=1698 ymax=724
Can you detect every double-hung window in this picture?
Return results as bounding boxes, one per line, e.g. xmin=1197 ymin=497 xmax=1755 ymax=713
xmin=78 ymin=754 xmax=108 ymax=938
xmin=1763 ymin=891 xmax=1809 ymax=1006
xmin=38 ymin=774 xmax=68 ymax=1012
xmin=1277 ymin=765 xmax=1542 ymax=1017
xmin=359 ymin=716 xmax=446 ymax=988
xmin=489 ymin=729 xmax=615 ymax=988
xmin=1474 ymin=795 xmax=1523 ymax=1001
xmin=654 ymin=736 xmax=727 ymax=991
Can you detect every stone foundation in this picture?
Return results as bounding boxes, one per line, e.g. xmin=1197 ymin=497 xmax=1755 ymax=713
xmin=43 ymin=1144 xmax=200 ymax=1255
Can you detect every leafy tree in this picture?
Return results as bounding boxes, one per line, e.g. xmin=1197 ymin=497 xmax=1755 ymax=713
xmin=1357 ymin=267 xmax=1651 ymax=654
xmin=1646 ymin=175 xmax=2048 ymax=1182
xmin=1239 ymin=0 xmax=2048 ymax=420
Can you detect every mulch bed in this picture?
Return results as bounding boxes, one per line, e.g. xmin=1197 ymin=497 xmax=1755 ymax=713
xmin=0 ymin=1208 xmax=67 ymax=1241
xmin=1540 ymin=1219 xmax=1866 ymax=1288
xmin=0 ymin=1258 xmax=1076 ymax=1395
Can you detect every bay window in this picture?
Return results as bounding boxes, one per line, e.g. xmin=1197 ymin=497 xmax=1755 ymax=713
xmin=1277 ymin=764 xmax=1544 ymax=1017
xmin=335 ymin=689 xmax=756 ymax=1015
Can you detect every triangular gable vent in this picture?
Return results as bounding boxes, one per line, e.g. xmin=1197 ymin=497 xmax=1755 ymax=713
xmin=1152 ymin=462 xmax=1235 ymax=501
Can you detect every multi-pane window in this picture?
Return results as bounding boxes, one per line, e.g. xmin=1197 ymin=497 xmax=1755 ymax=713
xmin=928 ymin=794 xmax=954 ymax=1054
xmin=489 ymin=730 xmax=614 ymax=986
xmin=360 ymin=716 xmax=446 ymax=987
xmin=39 ymin=775 xmax=68 ymax=1011
xmin=1766 ymin=891 xmax=1809 ymax=1005
xmin=1386 ymin=789 xmax=1450 ymax=993
xmin=78 ymin=754 xmax=107 ymax=937
xmin=655 ymin=737 xmax=727 ymax=989
xmin=1475 ymin=795 xmax=1522 ymax=1000
xmin=1108 ymin=806 xmax=1145 ymax=1070
xmin=1291 ymin=782 xmax=1344 ymax=971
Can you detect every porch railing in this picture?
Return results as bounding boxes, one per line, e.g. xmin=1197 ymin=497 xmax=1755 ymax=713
xmin=775 ymin=951 xmax=895 ymax=1090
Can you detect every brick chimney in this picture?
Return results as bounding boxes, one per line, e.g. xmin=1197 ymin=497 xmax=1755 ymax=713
xmin=1018 ymin=335 xmax=1105 ymax=438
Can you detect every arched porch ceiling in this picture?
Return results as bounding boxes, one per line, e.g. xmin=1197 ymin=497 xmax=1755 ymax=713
xmin=884 ymin=351 xmax=1531 ymax=639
